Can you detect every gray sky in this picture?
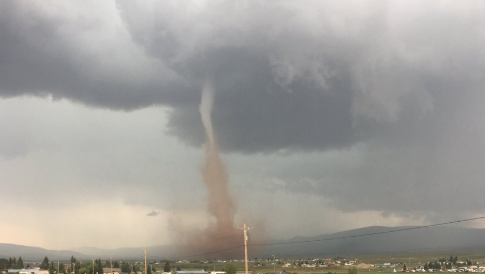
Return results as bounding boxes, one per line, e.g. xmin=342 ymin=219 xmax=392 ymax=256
xmin=1 ymin=0 xmax=485 ymax=250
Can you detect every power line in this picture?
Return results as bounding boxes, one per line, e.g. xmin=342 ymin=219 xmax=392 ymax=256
xmin=150 ymin=216 xmax=485 ymax=259
xmin=250 ymin=216 xmax=485 ymax=246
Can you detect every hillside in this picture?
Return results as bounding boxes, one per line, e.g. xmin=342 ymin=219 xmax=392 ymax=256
xmin=3 ymin=226 xmax=485 ymax=261
xmin=261 ymin=226 xmax=485 ymax=257
xmin=0 ymin=243 xmax=88 ymax=261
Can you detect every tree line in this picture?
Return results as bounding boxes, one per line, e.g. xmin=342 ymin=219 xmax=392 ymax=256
xmin=1 ymin=256 xmax=173 ymax=274
xmin=401 ymin=255 xmax=477 ymax=272
xmin=423 ymin=255 xmax=475 ymax=271
xmin=0 ymin=257 xmax=24 ymax=270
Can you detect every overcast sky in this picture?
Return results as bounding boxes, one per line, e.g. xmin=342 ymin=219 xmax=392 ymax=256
xmin=1 ymin=0 xmax=485 ymax=251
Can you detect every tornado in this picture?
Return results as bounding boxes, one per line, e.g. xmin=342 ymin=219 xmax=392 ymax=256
xmin=169 ymin=82 xmax=266 ymax=259
xmin=199 ymin=82 xmax=237 ymax=230
xmin=173 ymin=82 xmax=240 ymax=259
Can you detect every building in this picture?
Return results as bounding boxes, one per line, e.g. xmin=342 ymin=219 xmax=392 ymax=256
xmin=8 ymin=269 xmax=49 ymax=274
xmin=103 ymin=268 xmax=122 ymax=274
xmin=175 ymin=271 xmax=208 ymax=274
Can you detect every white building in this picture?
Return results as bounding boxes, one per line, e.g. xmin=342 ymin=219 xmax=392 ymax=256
xmin=8 ymin=269 xmax=49 ymax=274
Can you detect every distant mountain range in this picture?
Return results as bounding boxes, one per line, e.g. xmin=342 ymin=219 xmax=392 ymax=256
xmin=0 ymin=243 xmax=88 ymax=262
xmin=3 ymin=226 xmax=485 ymax=261
xmin=262 ymin=226 xmax=485 ymax=257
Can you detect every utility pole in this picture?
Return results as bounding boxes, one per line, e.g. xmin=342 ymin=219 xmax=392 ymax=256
xmin=92 ymin=260 xmax=95 ymax=274
xmin=272 ymin=255 xmax=275 ymax=274
xmin=110 ymin=257 xmax=113 ymax=274
xmin=144 ymin=249 xmax=147 ymax=274
xmin=239 ymin=224 xmax=252 ymax=274
xmin=58 ymin=259 xmax=59 ymax=274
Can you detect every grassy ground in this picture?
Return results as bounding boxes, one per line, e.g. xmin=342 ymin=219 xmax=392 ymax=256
xmin=156 ymin=261 xmax=403 ymax=274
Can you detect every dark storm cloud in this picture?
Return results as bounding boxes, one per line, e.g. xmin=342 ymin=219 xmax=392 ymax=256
xmin=125 ymin=0 xmax=485 ymax=154
xmin=166 ymin=47 xmax=356 ymax=152
xmin=0 ymin=1 xmax=198 ymax=110
xmin=258 ymin=83 xmax=485 ymax=217
xmin=117 ymin=1 xmax=386 ymax=152
xmin=0 ymin=1 xmax=484 ymax=154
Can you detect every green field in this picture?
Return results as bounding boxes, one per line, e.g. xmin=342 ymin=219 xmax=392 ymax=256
xmin=155 ymin=261 xmax=396 ymax=274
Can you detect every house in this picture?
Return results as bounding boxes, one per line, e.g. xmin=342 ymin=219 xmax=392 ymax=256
xmin=175 ymin=271 xmax=208 ymax=274
xmin=103 ymin=268 xmax=122 ymax=274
